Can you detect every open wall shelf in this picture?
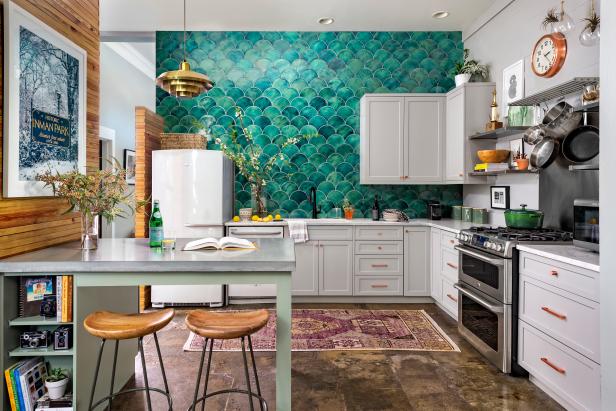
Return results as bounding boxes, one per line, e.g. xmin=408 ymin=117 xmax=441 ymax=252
xmin=9 ymin=316 xmax=72 ymax=326
xmin=509 ymin=77 xmax=599 ymax=107
xmin=469 ymin=126 xmax=527 ymax=140
xmin=9 ymin=347 xmax=74 ymax=357
xmin=469 ymin=169 xmax=540 ymax=177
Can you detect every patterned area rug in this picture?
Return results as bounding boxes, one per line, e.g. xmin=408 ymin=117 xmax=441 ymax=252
xmin=183 ymin=309 xmax=460 ymax=352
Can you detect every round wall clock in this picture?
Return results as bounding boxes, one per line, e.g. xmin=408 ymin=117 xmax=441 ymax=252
xmin=531 ymin=33 xmax=567 ymax=78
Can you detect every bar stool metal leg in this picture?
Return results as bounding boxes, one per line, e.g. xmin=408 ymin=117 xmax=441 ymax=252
xmin=248 ymin=336 xmax=264 ymax=411
xmin=88 ymin=339 xmax=106 ymax=411
xmin=191 ymin=338 xmax=208 ymax=410
xmin=138 ymin=337 xmax=153 ymax=411
xmin=201 ymin=339 xmax=214 ymax=411
xmin=108 ymin=340 xmax=119 ymax=410
xmin=153 ymin=333 xmax=171 ymax=401
xmin=241 ymin=337 xmax=255 ymax=411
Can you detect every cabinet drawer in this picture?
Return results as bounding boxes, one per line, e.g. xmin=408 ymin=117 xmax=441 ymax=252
xmin=354 ymin=276 xmax=403 ymax=296
xmin=308 ymin=226 xmax=353 ymax=241
xmin=520 ymin=275 xmax=600 ymax=363
xmin=441 ymin=231 xmax=458 ymax=250
xmin=441 ymin=248 xmax=459 ymax=282
xmin=355 ymin=226 xmax=403 ymax=241
xmin=519 ymin=321 xmax=600 ymax=411
xmin=519 ymin=252 xmax=599 ymax=302
xmin=355 ymin=241 xmax=403 ymax=255
xmin=227 ymin=226 xmax=284 ymax=238
xmin=354 ymin=255 xmax=403 ymax=276
xmin=441 ymin=278 xmax=459 ymax=318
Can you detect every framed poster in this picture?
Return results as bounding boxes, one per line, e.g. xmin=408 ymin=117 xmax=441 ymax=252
xmin=3 ymin=3 xmax=87 ymax=197
xmin=502 ymin=60 xmax=525 ymax=120
xmin=124 ymin=149 xmax=136 ymax=185
xmin=490 ymin=186 xmax=510 ymax=210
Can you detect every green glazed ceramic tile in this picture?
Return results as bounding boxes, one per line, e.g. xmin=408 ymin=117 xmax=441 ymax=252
xmin=157 ymin=31 xmax=463 ymax=217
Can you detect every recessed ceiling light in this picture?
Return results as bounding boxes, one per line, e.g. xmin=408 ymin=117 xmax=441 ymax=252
xmin=432 ymin=11 xmax=449 ymax=19
xmin=318 ymin=17 xmax=335 ymax=25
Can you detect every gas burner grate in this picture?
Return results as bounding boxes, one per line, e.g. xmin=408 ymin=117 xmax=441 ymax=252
xmin=468 ymin=226 xmax=573 ymax=242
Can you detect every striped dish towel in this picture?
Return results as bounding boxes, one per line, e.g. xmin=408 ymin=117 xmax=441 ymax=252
xmin=287 ymin=220 xmax=309 ymax=243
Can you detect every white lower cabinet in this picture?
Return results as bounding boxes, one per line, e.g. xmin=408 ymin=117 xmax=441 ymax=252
xmin=429 ymin=227 xmax=459 ymax=319
xmin=518 ymin=251 xmax=601 ymax=411
xmin=519 ymin=321 xmax=600 ymax=411
xmin=292 ymin=241 xmax=319 ymax=296
xmin=403 ymin=227 xmax=430 ymax=296
xmin=354 ymin=276 xmax=403 ymax=296
xmin=319 ymin=240 xmax=353 ymax=296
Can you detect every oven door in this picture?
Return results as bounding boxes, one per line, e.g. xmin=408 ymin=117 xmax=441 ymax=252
xmin=454 ymin=282 xmax=511 ymax=373
xmin=455 ymin=245 xmax=511 ymax=303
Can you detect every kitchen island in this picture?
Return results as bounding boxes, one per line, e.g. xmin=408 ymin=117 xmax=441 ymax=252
xmin=0 ymin=238 xmax=295 ymax=411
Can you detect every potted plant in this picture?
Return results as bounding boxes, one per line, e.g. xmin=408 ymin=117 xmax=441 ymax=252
xmin=194 ymin=107 xmax=312 ymax=217
xmin=452 ymin=49 xmax=489 ymax=86
xmin=342 ymin=198 xmax=354 ymax=220
xmin=45 ymin=368 xmax=69 ymax=400
xmin=38 ymin=160 xmax=146 ymax=250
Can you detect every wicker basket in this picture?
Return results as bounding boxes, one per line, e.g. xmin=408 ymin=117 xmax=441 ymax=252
xmin=159 ymin=133 xmax=207 ymax=150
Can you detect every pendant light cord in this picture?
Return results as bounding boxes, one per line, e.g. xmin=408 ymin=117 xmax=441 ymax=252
xmin=183 ymin=0 xmax=187 ymax=62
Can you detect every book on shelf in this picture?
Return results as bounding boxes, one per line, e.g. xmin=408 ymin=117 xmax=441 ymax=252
xmin=56 ymin=275 xmax=73 ymax=323
xmin=36 ymin=393 xmax=72 ymax=410
xmin=183 ymin=236 xmax=256 ymax=251
xmin=18 ymin=277 xmax=55 ymax=317
xmin=474 ymin=162 xmax=510 ymax=172
xmin=6 ymin=357 xmax=45 ymax=411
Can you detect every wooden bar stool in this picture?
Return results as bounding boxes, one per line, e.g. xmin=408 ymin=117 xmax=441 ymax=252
xmin=84 ymin=309 xmax=175 ymax=410
xmin=185 ymin=309 xmax=269 ymax=411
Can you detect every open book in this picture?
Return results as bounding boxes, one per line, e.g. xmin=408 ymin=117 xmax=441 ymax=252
xmin=183 ymin=236 xmax=256 ymax=251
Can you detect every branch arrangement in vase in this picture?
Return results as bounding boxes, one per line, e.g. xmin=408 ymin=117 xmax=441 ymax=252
xmin=37 ymin=159 xmax=146 ymax=249
xmin=194 ymin=107 xmax=314 ymax=216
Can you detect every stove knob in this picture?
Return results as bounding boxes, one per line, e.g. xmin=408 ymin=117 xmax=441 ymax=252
xmin=484 ymin=241 xmax=492 ymax=249
xmin=495 ymin=244 xmax=504 ymax=252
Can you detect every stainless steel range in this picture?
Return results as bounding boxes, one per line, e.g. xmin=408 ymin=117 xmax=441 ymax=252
xmin=454 ymin=227 xmax=572 ymax=374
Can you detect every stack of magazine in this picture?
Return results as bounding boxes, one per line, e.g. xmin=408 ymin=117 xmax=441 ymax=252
xmin=4 ymin=357 xmax=47 ymax=411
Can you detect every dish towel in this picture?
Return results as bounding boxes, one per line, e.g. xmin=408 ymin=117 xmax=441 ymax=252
xmin=288 ymin=220 xmax=309 ymax=243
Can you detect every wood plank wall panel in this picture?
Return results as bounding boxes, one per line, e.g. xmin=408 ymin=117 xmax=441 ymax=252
xmin=0 ymin=0 xmax=100 ymax=258
xmin=134 ymin=106 xmax=163 ymax=311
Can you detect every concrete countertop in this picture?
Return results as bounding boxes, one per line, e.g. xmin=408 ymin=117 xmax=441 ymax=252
xmin=0 ymin=238 xmax=296 ymax=273
xmin=517 ymin=244 xmax=600 ymax=272
xmin=225 ymin=218 xmax=489 ymax=234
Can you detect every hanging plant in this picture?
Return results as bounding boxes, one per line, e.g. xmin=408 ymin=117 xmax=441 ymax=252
xmin=542 ymin=8 xmax=560 ymax=30
xmin=580 ymin=0 xmax=600 ymax=46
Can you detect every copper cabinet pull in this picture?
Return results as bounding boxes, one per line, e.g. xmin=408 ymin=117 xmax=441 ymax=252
xmin=541 ymin=357 xmax=566 ymax=374
xmin=371 ymin=284 xmax=388 ymax=288
xmin=377 ymin=246 xmax=383 ymax=250
xmin=458 ymin=172 xmax=464 ymax=177
xmin=541 ymin=306 xmax=567 ymax=320
xmin=449 ymin=239 xmax=455 ymax=244
xmin=372 ymin=264 xmax=388 ymax=268
xmin=446 ymin=262 xmax=458 ymax=269
xmin=377 ymin=232 xmax=382 ymax=236
xmin=550 ymin=270 xmax=559 ymax=277
xmin=447 ymin=293 xmax=458 ymax=302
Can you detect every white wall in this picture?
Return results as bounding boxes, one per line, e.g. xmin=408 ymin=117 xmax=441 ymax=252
xmin=600 ymin=0 xmax=614 ymax=407
xmin=100 ymin=42 xmax=155 ymax=237
xmin=461 ymin=0 xmax=600 ymax=223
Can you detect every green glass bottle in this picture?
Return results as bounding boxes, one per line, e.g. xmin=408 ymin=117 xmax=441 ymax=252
xmin=149 ymin=200 xmax=164 ymax=247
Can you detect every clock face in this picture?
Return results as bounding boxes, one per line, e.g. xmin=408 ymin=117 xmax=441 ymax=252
xmin=532 ymin=34 xmax=567 ymax=78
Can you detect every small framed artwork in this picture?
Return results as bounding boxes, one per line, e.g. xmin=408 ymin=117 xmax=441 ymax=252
xmin=491 ymin=186 xmax=510 ymax=210
xmin=509 ymin=138 xmax=524 ymax=167
xmin=502 ymin=60 xmax=525 ymax=120
xmin=124 ymin=149 xmax=136 ymax=185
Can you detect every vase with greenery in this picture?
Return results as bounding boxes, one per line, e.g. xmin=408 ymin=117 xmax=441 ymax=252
xmin=195 ymin=107 xmax=311 ymax=217
xmin=452 ymin=49 xmax=489 ymax=86
xmin=44 ymin=368 xmax=69 ymax=400
xmin=38 ymin=160 xmax=145 ymax=250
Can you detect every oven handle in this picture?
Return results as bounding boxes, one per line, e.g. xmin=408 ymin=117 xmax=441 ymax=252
xmin=454 ymin=283 xmax=504 ymax=313
xmin=455 ymin=246 xmax=504 ymax=266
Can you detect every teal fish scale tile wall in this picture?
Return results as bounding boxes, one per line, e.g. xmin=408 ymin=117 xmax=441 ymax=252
xmin=156 ymin=31 xmax=463 ymax=218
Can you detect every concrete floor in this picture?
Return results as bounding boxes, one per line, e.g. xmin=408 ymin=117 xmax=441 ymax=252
xmin=110 ymin=303 xmax=563 ymax=410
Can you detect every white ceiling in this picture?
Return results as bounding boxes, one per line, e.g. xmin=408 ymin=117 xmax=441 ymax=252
xmin=100 ymin=0 xmax=495 ymax=33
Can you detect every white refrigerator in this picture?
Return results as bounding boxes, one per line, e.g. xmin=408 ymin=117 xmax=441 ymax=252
xmin=150 ymin=149 xmax=233 ymax=307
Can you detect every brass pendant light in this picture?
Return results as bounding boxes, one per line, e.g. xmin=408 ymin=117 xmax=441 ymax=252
xmin=156 ymin=0 xmax=213 ymax=98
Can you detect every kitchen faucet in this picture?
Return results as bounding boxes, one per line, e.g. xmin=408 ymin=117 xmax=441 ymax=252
xmin=309 ymin=187 xmax=321 ymax=219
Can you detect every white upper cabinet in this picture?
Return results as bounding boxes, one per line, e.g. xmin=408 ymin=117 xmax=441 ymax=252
xmin=445 ymin=82 xmax=496 ymax=184
xmin=360 ymin=96 xmax=405 ymax=184
xmin=360 ymin=94 xmax=445 ymax=184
